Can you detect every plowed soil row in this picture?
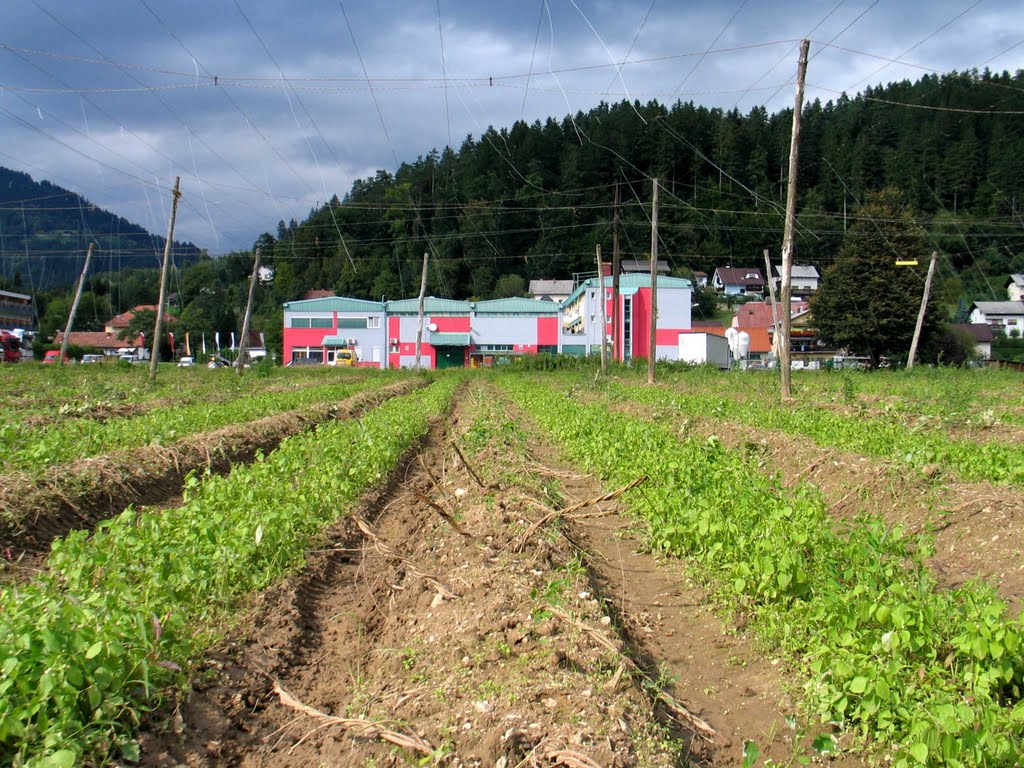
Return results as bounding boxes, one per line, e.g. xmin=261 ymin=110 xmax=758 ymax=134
xmin=137 ymin=383 xmax=847 ymax=767
xmin=0 ymin=379 xmax=419 ymax=564
xmin=621 ymin=400 xmax=1024 ymax=612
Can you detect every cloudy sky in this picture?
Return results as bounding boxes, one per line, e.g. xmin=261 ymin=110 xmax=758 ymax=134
xmin=1 ymin=0 xmax=1022 ymax=254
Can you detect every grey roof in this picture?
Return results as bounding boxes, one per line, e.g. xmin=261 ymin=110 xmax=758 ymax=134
xmin=972 ymin=301 xmax=1024 ymax=315
xmin=528 ymin=279 xmax=574 ymax=295
xmin=1010 ymin=274 xmax=1024 ymax=286
xmin=284 ymin=296 xmax=383 ymax=313
xmin=621 ymin=259 xmax=670 ymax=274
xmin=772 ymin=264 xmax=820 ymax=279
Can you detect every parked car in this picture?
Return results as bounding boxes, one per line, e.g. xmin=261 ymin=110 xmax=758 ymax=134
xmin=177 ymin=356 xmax=195 ymax=367
xmin=81 ymin=354 xmax=104 ymax=364
xmin=42 ymin=350 xmax=68 ymax=364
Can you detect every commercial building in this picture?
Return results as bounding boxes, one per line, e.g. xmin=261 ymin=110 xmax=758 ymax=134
xmin=282 ymin=273 xmax=693 ymax=368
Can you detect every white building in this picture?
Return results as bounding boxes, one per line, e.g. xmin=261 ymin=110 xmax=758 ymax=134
xmin=970 ymin=301 xmax=1024 ymax=337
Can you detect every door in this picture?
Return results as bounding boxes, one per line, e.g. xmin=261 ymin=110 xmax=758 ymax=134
xmin=435 ymin=346 xmax=465 ymax=369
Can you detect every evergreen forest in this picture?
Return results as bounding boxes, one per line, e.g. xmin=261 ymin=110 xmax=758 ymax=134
xmin=260 ymin=69 xmax=1024 ymax=307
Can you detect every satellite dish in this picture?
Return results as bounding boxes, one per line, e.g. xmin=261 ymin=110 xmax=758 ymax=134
xmin=428 ymin=322 xmax=438 ymax=332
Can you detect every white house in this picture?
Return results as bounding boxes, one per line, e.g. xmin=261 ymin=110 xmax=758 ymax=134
xmin=528 ymin=280 xmax=574 ymax=303
xmin=1009 ymin=275 xmax=1024 ymax=302
xmin=771 ymin=264 xmax=820 ymax=295
xmin=712 ymin=267 xmax=766 ymax=296
xmin=970 ymin=301 xmax=1024 ymax=337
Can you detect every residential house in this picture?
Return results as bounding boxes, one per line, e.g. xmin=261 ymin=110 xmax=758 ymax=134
xmin=0 ymin=289 xmax=35 ymax=331
xmin=770 ymin=264 xmax=820 ymax=295
xmin=970 ymin=301 xmax=1024 ymax=337
xmin=53 ymin=330 xmax=141 ymax=356
xmin=1009 ymin=275 xmax=1024 ymax=302
xmin=104 ymin=305 xmax=161 ymax=336
xmin=692 ymin=271 xmax=709 ymax=288
xmin=528 ymin=280 xmax=574 ymax=303
xmin=952 ymin=323 xmax=994 ymax=360
xmin=731 ymin=300 xmax=836 ymax=363
xmin=620 ymin=259 xmax=670 ymax=275
xmin=712 ymin=267 xmax=765 ymax=296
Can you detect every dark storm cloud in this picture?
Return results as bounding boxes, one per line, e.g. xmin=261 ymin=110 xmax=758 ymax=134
xmin=1 ymin=0 xmax=1021 ymax=251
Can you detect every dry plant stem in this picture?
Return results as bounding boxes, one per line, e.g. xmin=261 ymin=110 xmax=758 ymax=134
xmin=353 ymin=517 xmax=460 ymax=599
xmin=413 ymin=491 xmax=472 ymax=538
xmin=514 ymin=476 xmax=648 ymax=552
xmin=549 ymin=606 xmax=718 ymax=742
xmin=450 ymin=440 xmax=486 ymax=487
xmin=545 ymin=748 xmax=604 ymax=768
xmin=271 ymin=681 xmax=434 ymax=754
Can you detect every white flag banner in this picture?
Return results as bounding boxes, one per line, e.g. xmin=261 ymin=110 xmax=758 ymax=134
xmin=230 ymin=331 xmax=236 ymax=350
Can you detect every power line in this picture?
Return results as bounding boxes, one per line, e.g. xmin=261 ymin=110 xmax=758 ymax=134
xmin=845 ymin=0 xmax=985 ymax=92
xmin=668 ymin=0 xmax=750 ymax=102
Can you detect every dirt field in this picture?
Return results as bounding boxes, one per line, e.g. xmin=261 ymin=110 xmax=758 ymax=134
xmin=135 ymin=383 xmax=863 ymax=767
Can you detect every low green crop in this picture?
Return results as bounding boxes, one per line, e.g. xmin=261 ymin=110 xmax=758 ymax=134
xmin=502 ymin=374 xmax=1024 ymax=766
xmin=1 ymin=375 xmax=393 ymax=471
xmin=0 ymin=375 xmax=458 ymax=766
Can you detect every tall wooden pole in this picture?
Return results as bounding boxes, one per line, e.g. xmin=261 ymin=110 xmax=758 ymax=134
xmin=763 ymin=248 xmax=781 ymax=362
xmin=597 ymin=243 xmax=607 ymax=375
xmin=647 ymin=178 xmax=659 ymax=385
xmin=612 ymin=182 xmax=621 ymax=362
xmin=59 ymin=242 xmax=93 ymax=366
xmin=414 ymin=250 xmax=429 ymax=371
xmin=779 ymin=40 xmax=809 ymax=400
xmin=235 ymin=247 xmax=261 ymax=375
xmin=907 ymin=251 xmax=938 ymax=369
xmin=150 ymin=177 xmax=181 ymax=383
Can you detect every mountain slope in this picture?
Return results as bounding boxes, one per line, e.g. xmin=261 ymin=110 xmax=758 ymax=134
xmin=0 ymin=167 xmax=203 ymax=290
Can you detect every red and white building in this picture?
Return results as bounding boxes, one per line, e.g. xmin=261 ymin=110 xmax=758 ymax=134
xmin=282 ymin=274 xmax=693 ymax=369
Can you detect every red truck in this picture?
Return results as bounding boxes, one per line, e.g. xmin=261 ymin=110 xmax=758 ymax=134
xmin=0 ymin=331 xmax=21 ymax=363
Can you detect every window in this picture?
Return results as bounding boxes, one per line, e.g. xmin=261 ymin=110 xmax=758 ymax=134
xmin=290 ymin=316 xmax=332 ymax=329
xmin=538 ymin=345 xmax=558 ymax=355
xmin=367 ymin=316 xmax=381 ymax=329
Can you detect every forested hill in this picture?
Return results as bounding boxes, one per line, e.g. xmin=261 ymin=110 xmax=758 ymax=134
xmin=0 ymin=167 xmax=203 ymax=290
xmin=262 ymin=69 xmax=1024 ymax=305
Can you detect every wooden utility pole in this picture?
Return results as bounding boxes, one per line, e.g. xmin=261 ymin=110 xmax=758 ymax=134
xmin=763 ymin=249 xmax=781 ymax=362
xmin=907 ymin=251 xmax=938 ymax=369
xmin=596 ymin=243 xmax=607 ymax=375
xmin=779 ymin=40 xmax=809 ymax=400
xmin=236 ymin=247 xmax=261 ymax=375
xmin=150 ymin=176 xmax=181 ymax=383
xmin=414 ymin=250 xmax=429 ymax=371
xmin=59 ymin=242 xmax=93 ymax=366
xmin=647 ymin=178 xmax=659 ymax=385
xmin=611 ymin=182 xmax=621 ymax=362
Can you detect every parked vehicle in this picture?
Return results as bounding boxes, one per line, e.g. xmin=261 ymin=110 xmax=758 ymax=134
xmin=81 ymin=354 xmax=104 ymax=364
xmin=177 ymin=356 xmax=195 ymax=367
xmin=0 ymin=331 xmax=21 ymax=363
xmin=42 ymin=349 xmax=69 ymax=364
